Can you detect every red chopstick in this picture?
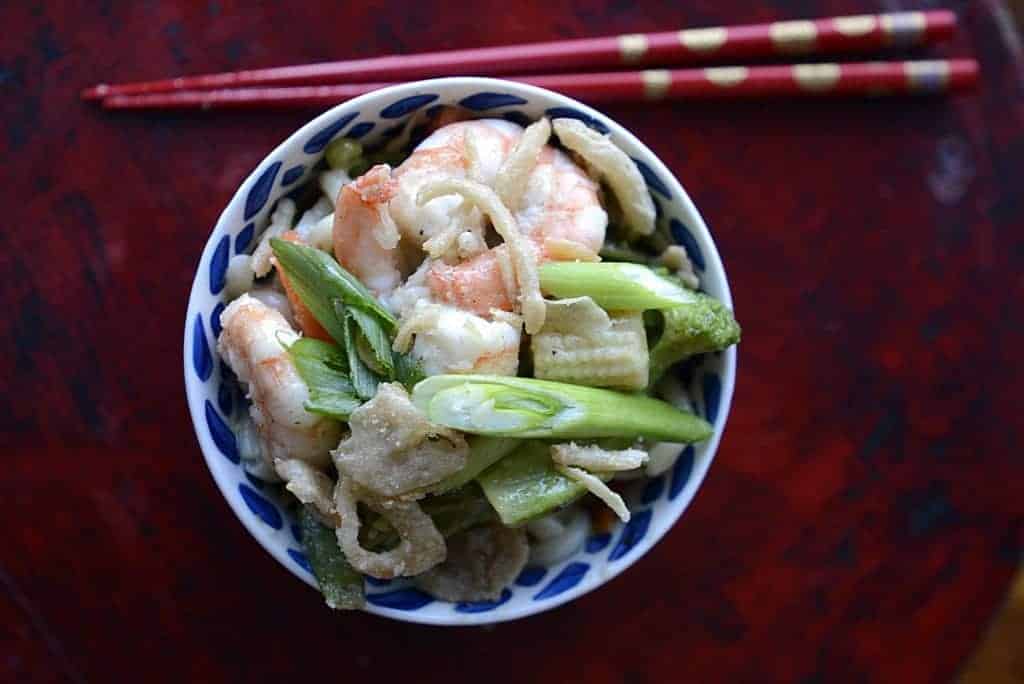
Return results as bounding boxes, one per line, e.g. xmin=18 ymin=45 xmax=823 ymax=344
xmin=100 ymin=60 xmax=978 ymax=111
xmin=83 ymin=10 xmax=956 ymax=100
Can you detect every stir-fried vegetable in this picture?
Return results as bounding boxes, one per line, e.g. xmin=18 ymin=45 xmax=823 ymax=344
xmin=271 ymin=238 xmax=396 ymax=334
xmin=532 ymin=310 xmax=649 ymax=391
xmin=432 ymin=436 xmax=520 ymax=495
xmin=476 ymin=441 xmax=595 ymax=525
xmin=413 ymin=375 xmax=713 ymax=442
xmin=299 ymin=505 xmax=365 ymax=610
xmin=539 ymin=262 xmax=697 ymax=310
xmin=286 ymin=338 xmax=361 ymax=419
xmin=272 ymin=238 xmax=422 ymax=396
xmin=648 ymin=292 xmax=741 ymax=383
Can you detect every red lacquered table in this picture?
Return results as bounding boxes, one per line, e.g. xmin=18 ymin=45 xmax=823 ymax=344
xmin=3 ymin=1 xmax=1022 ymax=682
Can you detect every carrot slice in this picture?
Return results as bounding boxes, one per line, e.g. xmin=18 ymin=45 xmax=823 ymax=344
xmin=276 ymin=231 xmax=332 ymax=341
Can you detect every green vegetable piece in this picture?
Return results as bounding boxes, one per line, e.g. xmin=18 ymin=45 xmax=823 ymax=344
xmin=539 ymin=262 xmax=698 ymax=311
xmin=347 ymin=305 xmax=394 ymax=375
xmin=476 ymin=442 xmax=590 ymax=525
xmin=287 ymin=338 xmax=361 ymax=419
xmin=432 ymin=436 xmax=521 ymax=495
xmin=393 ymin=351 xmax=426 ymax=390
xmin=360 ymin=484 xmax=496 ymax=551
xmin=299 ymin=506 xmax=364 ymax=610
xmin=412 ymin=375 xmax=713 ymax=443
xmin=270 ymin=238 xmax=397 ymax=337
xmin=649 ymin=293 xmax=741 ymax=383
xmin=338 ymin=302 xmax=378 ymax=400
xmin=325 ymin=137 xmax=365 ymax=173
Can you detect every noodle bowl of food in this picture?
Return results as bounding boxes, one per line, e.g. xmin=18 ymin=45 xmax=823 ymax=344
xmin=184 ymin=78 xmax=739 ymax=624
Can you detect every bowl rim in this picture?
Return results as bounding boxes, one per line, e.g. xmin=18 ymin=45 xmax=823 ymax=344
xmin=183 ymin=76 xmax=736 ymax=625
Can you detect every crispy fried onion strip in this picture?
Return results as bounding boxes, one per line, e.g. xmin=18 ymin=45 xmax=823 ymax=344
xmin=659 ymin=245 xmax=699 ymax=289
xmin=551 ymin=442 xmax=649 ymax=472
xmin=495 ymin=117 xmax=551 ymax=210
xmin=333 ymin=477 xmax=446 ymax=579
xmin=415 ymin=524 xmax=528 ymax=602
xmin=555 ymin=464 xmax=631 ymax=522
xmin=543 ymin=237 xmax=600 ymax=262
xmin=332 ymin=383 xmax=468 ymax=498
xmin=392 ymin=301 xmax=444 ymax=353
xmin=552 ymin=118 xmax=656 ymax=238
xmin=417 ymin=178 xmax=545 ymax=334
xmin=275 ymin=458 xmax=339 ymax=527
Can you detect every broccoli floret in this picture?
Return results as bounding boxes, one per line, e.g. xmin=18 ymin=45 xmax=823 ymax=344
xmin=649 ymin=293 xmax=741 ymax=383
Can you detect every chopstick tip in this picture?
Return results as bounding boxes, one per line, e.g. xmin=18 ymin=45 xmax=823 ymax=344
xmin=81 ymin=84 xmax=109 ymax=101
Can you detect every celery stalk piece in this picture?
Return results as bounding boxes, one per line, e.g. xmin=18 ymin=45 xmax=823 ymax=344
xmin=299 ymin=506 xmax=364 ymax=610
xmin=649 ymin=293 xmax=741 ymax=383
xmin=476 ymin=442 xmax=590 ymax=525
xmin=538 ymin=262 xmax=698 ymax=311
xmin=432 ymin=436 xmax=521 ymax=495
xmin=412 ymin=375 xmax=713 ymax=443
xmin=286 ymin=338 xmax=360 ymax=420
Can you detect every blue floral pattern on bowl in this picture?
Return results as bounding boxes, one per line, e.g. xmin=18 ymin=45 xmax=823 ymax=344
xmin=184 ymin=78 xmax=736 ymax=626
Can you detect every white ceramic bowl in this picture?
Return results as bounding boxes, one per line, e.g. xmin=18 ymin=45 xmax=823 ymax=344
xmin=183 ymin=77 xmax=736 ymax=625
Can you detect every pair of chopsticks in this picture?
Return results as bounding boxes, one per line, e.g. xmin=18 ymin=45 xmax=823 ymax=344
xmin=84 ymin=10 xmax=977 ymax=110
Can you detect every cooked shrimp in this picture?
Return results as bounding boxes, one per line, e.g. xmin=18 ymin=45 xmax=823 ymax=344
xmin=394 ymin=301 xmax=521 ymax=376
xmin=332 ymin=164 xmax=407 ymax=298
xmin=389 ymin=119 xmax=523 ymax=252
xmin=217 ymin=294 xmax=342 ymax=470
xmin=425 ymin=137 xmax=607 ymax=316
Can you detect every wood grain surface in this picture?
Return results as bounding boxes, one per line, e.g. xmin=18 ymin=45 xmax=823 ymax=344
xmin=2 ymin=1 xmax=1022 ymax=682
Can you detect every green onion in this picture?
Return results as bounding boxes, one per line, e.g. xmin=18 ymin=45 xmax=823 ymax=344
xmin=539 ymin=262 xmax=697 ymax=310
xmin=325 ymin=137 xmax=365 ymax=173
xmin=476 ymin=441 xmax=593 ymax=525
xmin=360 ymin=484 xmax=495 ymax=551
xmin=412 ymin=375 xmax=713 ymax=443
xmin=299 ymin=505 xmax=364 ymax=610
xmin=649 ymin=293 xmax=741 ymax=383
xmin=272 ymin=239 xmax=423 ymax=397
xmin=338 ymin=302 xmax=378 ymax=400
xmin=271 ymin=238 xmax=396 ymax=335
xmin=431 ymin=436 xmax=521 ymax=495
xmin=286 ymin=338 xmax=361 ymax=420
xmin=393 ymin=351 xmax=426 ymax=390
xmin=347 ymin=305 xmax=394 ymax=375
